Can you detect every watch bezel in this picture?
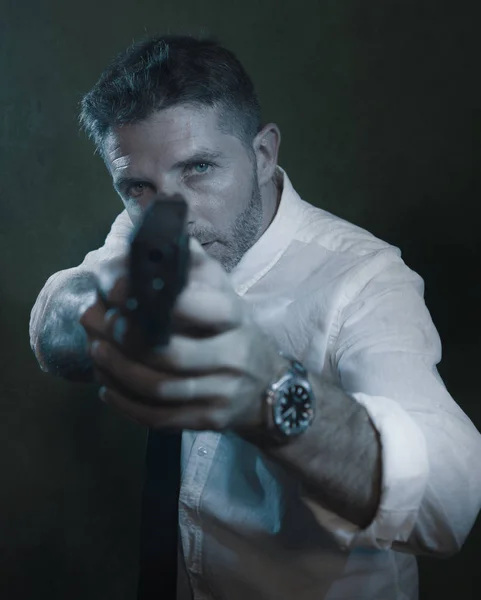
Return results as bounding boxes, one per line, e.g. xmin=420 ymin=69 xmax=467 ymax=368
xmin=266 ymin=366 xmax=315 ymax=440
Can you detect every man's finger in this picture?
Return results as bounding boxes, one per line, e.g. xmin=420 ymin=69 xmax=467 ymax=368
xmin=91 ymin=339 xmax=172 ymax=399
xmin=147 ymin=330 xmax=245 ymax=373
xmin=172 ymin=284 xmax=244 ymax=331
xmin=100 ymin=304 xmax=246 ymax=374
xmin=79 ymin=294 xmax=108 ymax=338
xmin=100 ymin=385 xmax=228 ymax=431
xmin=188 ymin=236 xmax=208 ymax=266
xmin=91 ymin=332 xmax=241 ymax=393
xmin=188 ymin=236 xmax=232 ymax=291
xmin=97 ymin=256 xmax=130 ymax=307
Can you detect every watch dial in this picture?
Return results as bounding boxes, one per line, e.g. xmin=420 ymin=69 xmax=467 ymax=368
xmin=275 ymin=384 xmax=313 ymax=436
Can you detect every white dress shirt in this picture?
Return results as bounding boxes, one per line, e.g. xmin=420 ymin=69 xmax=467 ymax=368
xmin=30 ymin=167 xmax=481 ymax=600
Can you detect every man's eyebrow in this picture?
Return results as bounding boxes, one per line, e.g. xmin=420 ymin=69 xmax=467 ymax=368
xmin=172 ymin=149 xmax=224 ymax=169
xmin=113 ymin=176 xmax=145 ymax=192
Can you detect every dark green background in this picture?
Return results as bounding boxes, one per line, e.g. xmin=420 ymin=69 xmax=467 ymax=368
xmin=1 ymin=0 xmax=480 ymax=598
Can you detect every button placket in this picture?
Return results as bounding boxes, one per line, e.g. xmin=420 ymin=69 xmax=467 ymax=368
xmin=179 ymin=432 xmax=221 ymax=584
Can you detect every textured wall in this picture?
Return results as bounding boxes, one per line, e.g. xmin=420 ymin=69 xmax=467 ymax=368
xmin=1 ymin=0 xmax=479 ymax=597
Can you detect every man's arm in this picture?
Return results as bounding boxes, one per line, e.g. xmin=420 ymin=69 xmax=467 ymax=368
xmin=249 ymin=253 xmax=481 ymax=556
xmin=249 ymin=369 xmax=382 ymax=530
xmin=30 ymin=210 xmax=132 ymax=381
xmin=30 ymin=270 xmax=98 ymax=381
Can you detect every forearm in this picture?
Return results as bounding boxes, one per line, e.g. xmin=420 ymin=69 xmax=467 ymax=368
xmin=248 ymin=364 xmax=382 ymax=529
xmin=31 ymin=270 xmax=98 ymax=382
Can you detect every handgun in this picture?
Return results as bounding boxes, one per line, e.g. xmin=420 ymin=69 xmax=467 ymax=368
xmin=126 ymin=194 xmax=190 ymax=353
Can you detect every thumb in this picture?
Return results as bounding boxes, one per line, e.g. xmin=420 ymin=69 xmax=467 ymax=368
xmin=97 ymin=255 xmax=130 ymax=308
xmin=188 ymin=236 xmax=210 ymax=267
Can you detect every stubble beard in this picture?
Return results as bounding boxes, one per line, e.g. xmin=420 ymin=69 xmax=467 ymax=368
xmin=220 ymin=172 xmax=264 ymax=273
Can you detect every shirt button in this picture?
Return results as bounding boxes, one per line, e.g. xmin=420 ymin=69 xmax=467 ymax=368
xmin=197 ymin=446 xmax=208 ymax=457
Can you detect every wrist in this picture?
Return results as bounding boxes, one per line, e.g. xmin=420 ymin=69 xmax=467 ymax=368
xmin=236 ymin=352 xmax=289 ymax=445
xmin=243 ymin=352 xmax=316 ymax=447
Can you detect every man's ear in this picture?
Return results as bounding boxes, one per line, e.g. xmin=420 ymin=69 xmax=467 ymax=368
xmin=253 ymin=123 xmax=281 ymax=187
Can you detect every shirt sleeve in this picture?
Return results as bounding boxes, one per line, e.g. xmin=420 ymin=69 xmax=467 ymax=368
xmin=301 ymin=249 xmax=481 ymax=556
xmin=29 ymin=210 xmax=132 ymax=351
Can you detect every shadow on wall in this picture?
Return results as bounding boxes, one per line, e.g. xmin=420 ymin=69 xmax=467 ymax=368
xmin=0 ymin=296 xmax=145 ymax=600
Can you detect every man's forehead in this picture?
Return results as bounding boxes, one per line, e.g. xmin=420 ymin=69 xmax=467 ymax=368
xmin=104 ymin=105 xmax=230 ymax=165
xmin=111 ymin=105 xmax=218 ymax=139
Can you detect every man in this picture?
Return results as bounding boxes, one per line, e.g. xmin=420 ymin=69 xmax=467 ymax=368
xmin=30 ymin=34 xmax=481 ymax=600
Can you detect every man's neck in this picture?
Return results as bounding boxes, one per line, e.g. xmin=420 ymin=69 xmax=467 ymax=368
xmin=260 ymin=176 xmax=282 ymax=238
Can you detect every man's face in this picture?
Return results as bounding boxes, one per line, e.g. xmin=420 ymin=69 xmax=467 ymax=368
xmin=103 ymin=105 xmax=264 ymax=272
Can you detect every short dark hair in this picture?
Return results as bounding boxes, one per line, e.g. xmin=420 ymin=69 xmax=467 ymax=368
xmin=79 ymin=34 xmax=262 ymax=155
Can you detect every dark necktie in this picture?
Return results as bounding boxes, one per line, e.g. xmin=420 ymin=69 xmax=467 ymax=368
xmin=137 ymin=429 xmax=182 ymax=599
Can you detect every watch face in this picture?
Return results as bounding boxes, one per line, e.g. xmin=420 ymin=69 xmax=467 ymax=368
xmin=274 ymin=383 xmax=313 ymax=436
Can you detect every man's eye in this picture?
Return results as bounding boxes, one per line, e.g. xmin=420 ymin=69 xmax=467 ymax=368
xmin=127 ymin=183 xmax=148 ymax=198
xmin=188 ymin=162 xmax=211 ymax=175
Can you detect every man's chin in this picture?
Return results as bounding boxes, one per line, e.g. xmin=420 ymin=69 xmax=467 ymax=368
xmin=201 ymin=241 xmax=242 ymax=273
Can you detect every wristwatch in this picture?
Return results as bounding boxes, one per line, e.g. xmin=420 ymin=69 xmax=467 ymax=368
xmin=264 ymin=351 xmax=315 ymax=443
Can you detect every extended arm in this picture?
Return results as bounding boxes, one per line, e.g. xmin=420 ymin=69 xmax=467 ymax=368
xmin=252 ymin=252 xmax=481 ymax=556
xmin=30 ymin=210 xmax=132 ymax=381
xmin=251 ymin=370 xmax=382 ymax=530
